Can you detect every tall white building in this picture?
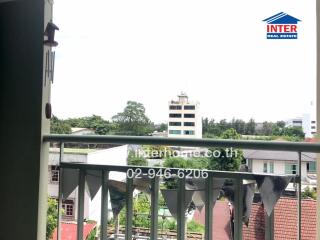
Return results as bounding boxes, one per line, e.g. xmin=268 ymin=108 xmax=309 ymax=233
xmin=168 ymin=92 xmax=202 ymax=138
xmin=286 ymin=113 xmax=317 ymax=138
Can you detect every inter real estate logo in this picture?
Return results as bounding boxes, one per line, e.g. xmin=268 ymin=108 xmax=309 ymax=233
xmin=263 ymin=12 xmax=301 ymax=39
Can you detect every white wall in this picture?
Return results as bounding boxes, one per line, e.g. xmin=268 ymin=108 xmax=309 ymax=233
xmin=87 ymin=145 xmax=128 ymax=223
xmin=251 ymin=159 xmax=308 ymax=180
xmin=49 ymin=150 xmax=87 ymax=165
xmin=48 ymin=146 xmax=128 ymax=223
xmin=168 ymin=100 xmax=202 ymax=139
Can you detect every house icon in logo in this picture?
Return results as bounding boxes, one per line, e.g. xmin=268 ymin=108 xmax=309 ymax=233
xmin=263 ymin=12 xmax=301 ymax=39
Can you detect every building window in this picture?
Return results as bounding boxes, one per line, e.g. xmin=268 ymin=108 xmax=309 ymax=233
xmin=307 ymin=162 xmax=316 ymax=173
xmin=311 ymin=126 xmax=316 ymax=129
xmin=312 ymin=131 xmax=316 ymax=134
xmin=263 ymin=162 xmax=274 ymax=173
xmin=184 ymin=130 xmax=195 ymax=135
xmin=311 ymin=121 xmax=316 ymax=124
xmin=285 ymin=164 xmax=297 ymax=174
xmin=293 ymin=120 xmax=302 ymax=124
xmin=169 ymin=130 xmax=181 ymax=134
xmin=184 ymin=105 xmax=195 ymax=110
xmin=169 ymin=105 xmax=182 ymax=110
xmin=184 ymin=114 xmax=195 ymax=118
xmin=169 ymin=113 xmax=182 ymax=118
xmin=184 ymin=122 xmax=195 ymax=126
xmin=169 ymin=122 xmax=181 ymax=126
xmin=51 ymin=166 xmax=60 ymax=182
xmin=263 ymin=163 xmax=268 ymax=173
xmin=62 ymin=200 xmax=74 ymax=217
xmin=269 ymin=162 xmax=274 ymax=173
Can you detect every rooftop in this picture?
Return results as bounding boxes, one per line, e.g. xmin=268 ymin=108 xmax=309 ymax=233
xmin=49 ymin=148 xmax=98 ymax=154
xmin=244 ymin=149 xmax=316 ymax=162
xmin=51 ymin=222 xmax=96 ymax=240
xmin=244 ymin=197 xmax=316 ymax=240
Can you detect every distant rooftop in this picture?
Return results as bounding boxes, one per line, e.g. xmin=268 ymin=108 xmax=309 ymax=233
xmin=71 ymin=127 xmax=95 ymax=135
xmin=244 ymin=149 xmax=316 ymax=162
xmin=50 ymin=148 xmax=97 ymax=154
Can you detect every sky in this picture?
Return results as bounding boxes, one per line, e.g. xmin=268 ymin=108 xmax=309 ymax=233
xmin=52 ymin=0 xmax=317 ymax=124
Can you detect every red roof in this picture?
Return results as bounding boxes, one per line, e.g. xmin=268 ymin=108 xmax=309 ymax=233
xmin=242 ymin=203 xmax=265 ymax=239
xmin=305 ymin=138 xmax=318 ymax=143
xmin=52 ymin=222 xmax=96 ymax=240
xmin=243 ymin=197 xmax=316 ymax=240
xmin=274 ymin=197 xmax=316 ymax=240
xmin=194 ymin=198 xmax=316 ymax=240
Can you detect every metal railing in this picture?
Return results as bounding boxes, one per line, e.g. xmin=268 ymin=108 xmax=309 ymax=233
xmin=43 ymin=134 xmax=320 ymax=240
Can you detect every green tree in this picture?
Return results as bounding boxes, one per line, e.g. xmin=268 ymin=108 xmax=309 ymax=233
xmin=245 ymin=118 xmax=256 ymax=135
xmin=155 ymin=123 xmax=167 ymax=132
xmin=65 ymin=115 xmax=113 ymax=135
xmin=112 ymin=101 xmax=153 ymax=136
xmin=143 ymin=145 xmax=174 ymax=159
xmin=162 ymin=157 xmax=209 ymax=189
xmin=302 ymin=187 xmax=316 ymax=200
xmin=50 ymin=116 xmax=72 ymax=134
xmin=163 ymin=157 xmax=189 ymax=189
xmin=202 ymin=118 xmax=209 ymax=134
xmin=218 ymin=119 xmax=230 ymax=133
xmin=127 ymin=150 xmax=147 ymax=166
xmin=119 ymin=194 xmax=151 ymax=227
xmin=283 ymin=126 xmax=305 ymax=139
xmin=207 ymin=128 xmax=243 ymax=171
xmin=46 ymin=198 xmax=58 ymax=240
xmin=261 ymin=121 xmax=273 ymax=135
xmin=276 ymin=121 xmax=286 ymax=128
xmin=187 ymin=220 xmax=205 ymax=233
xmin=231 ymin=118 xmax=246 ymax=135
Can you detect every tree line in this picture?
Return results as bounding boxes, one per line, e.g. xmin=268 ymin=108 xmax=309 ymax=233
xmin=51 ymin=101 xmax=305 ymax=140
xmin=51 ymin=101 xmax=157 ymax=136
xmin=202 ymin=118 xmax=305 ymax=140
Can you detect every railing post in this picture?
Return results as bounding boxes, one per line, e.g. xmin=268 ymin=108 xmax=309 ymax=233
xmin=297 ymin=152 xmax=302 ymax=240
xmin=125 ymin=177 xmax=133 ymax=240
xmin=177 ymin=177 xmax=186 ymax=240
xmin=205 ymin=174 xmax=213 ymax=240
xmin=77 ymin=169 xmax=85 ymax=240
xmin=265 ymin=211 xmax=274 ymax=240
xmin=57 ymin=142 xmax=64 ymax=240
xmin=150 ymin=177 xmax=159 ymax=240
xmin=100 ymin=170 xmax=109 ymax=240
xmin=233 ymin=178 xmax=243 ymax=240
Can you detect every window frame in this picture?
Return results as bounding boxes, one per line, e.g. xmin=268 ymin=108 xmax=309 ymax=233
xmin=184 ymin=105 xmax=195 ymax=110
xmin=184 ymin=122 xmax=195 ymax=126
xmin=169 ymin=113 xmax=182 ymax=118
xmin=62 ymin=199 xmax=74 ymax=217
xmin=169 ymin=105 xmax=182 ymax=110
xmin=184 ymin=130 xmax=195 ymax=135
xmin=184 ymin=113 xmax=195 ymax=118
xmin=50 ymin=165 xmax=60 ymax=183
xmin=169 ymin=122 xmax=182 ymax=126
xmin=169 ymin=130 xmax=181 ymax=135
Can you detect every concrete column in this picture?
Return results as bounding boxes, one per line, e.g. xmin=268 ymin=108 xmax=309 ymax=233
xmin=0 ymin=0 xmax=50 ymax=239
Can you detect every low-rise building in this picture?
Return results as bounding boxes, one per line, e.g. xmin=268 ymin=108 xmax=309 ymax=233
xmin=244 ymin=149 xmax=316 ymax=190
xmin=48 ymin=145 xmax=128 ymax=223
xmin=286 ymin=113 xmax=317 ymax=138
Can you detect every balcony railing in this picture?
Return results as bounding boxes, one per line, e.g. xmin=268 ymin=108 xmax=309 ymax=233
xmin=43 ymin=134 xmax=320 ymax=240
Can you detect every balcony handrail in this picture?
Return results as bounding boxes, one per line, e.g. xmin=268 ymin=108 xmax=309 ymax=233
xmin=44 ymin=134 xmax=318 ymax=240
xmin=60 ymin=162 xmax=298 ymax=182
xmin=43 ymin=134 xmax=320 ymax=152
